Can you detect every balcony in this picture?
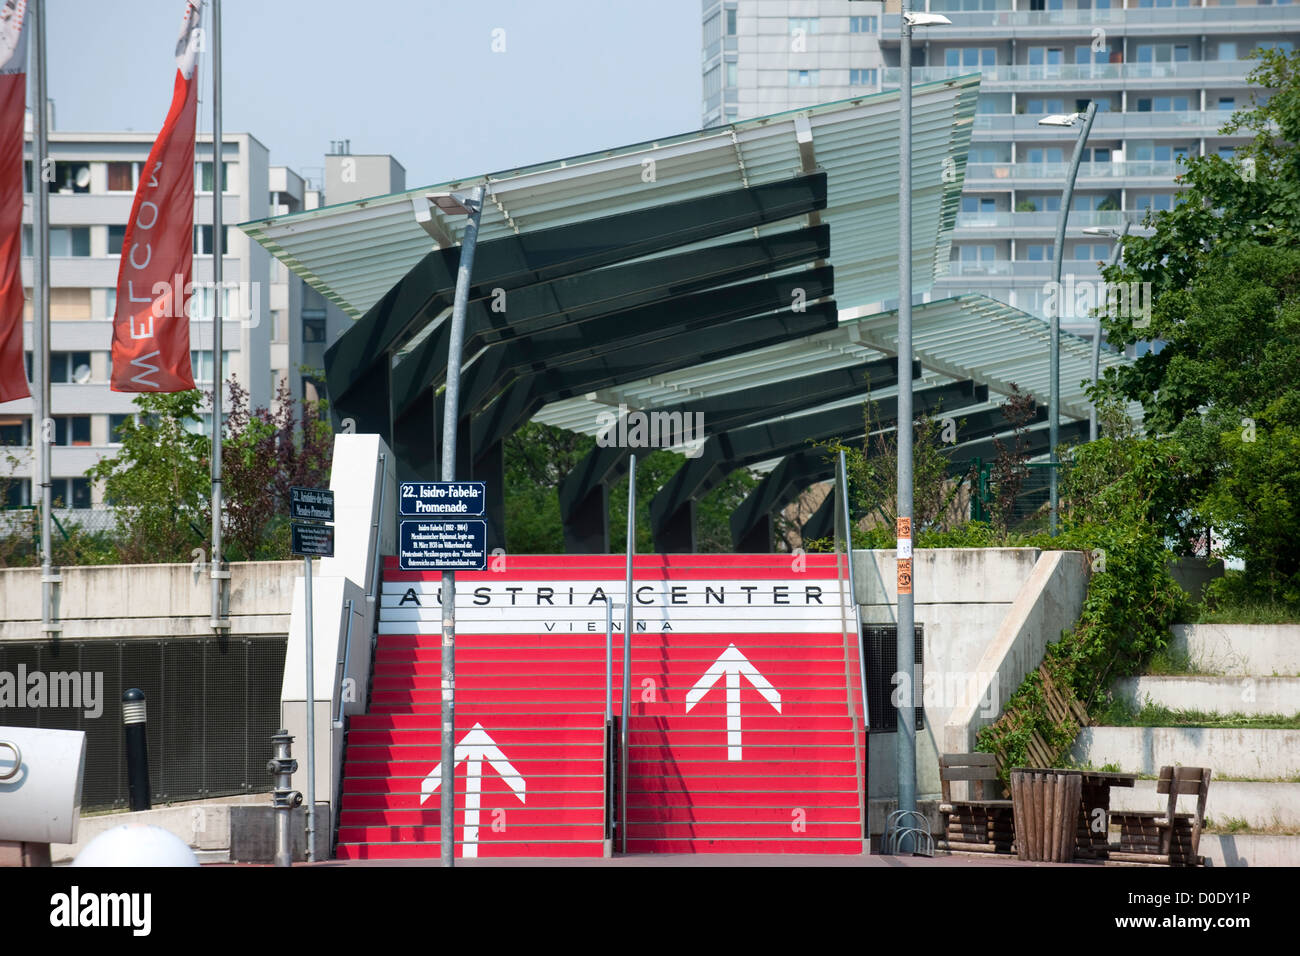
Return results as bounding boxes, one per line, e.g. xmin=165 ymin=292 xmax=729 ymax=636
xmin=882 ymin=60 xmax=1253 ymax=90
xmin=955 ymin=209 xmax=1137 ymax=232
xmin=964 ymin=160 xmax=1182 ymax=185
xmin=945 ymin=259 xmax=1102 ymax=279
xmin=972 ymin=110 xmax=1238 ymax=138
xmin=882 ymin=7 xmax=1300 ymax=39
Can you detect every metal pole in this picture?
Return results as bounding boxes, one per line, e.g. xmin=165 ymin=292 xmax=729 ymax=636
xmin=210 ymin=0 xmax=227 ymax=628
xmin=303 ymin=553 xmax=316 ymax=861
xmin=1090 ymin=220 xmax=1129 ymax=442
xmin=840 ymin=451 xmax=871 ymax=844
xmin=620 ymin=453 xmax=636 ymax=855
xmin=32 ymin=0 xmax=55 ymax=635
xmin=896 ymin=2 xmax=917 ymax=845
xmin=439 ymin=184 xmax=485 ymax=868
xmin=122 ymin=688 xmax=151 ymax=811
xmin=1049 ymin=101 xmax=1097 ymax=535
xmin=604 ymin=595 xmax=613 ymax=847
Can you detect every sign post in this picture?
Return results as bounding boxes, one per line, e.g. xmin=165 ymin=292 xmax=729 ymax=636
xmin=290 ymin=486 xmax=334 ymax=863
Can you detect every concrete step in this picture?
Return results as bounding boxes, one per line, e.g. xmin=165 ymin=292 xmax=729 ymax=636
xmin=1109 ymin=779 xmax=1300 ymax=829
xmin=1113 ymin=675 xmax=1300 ymax=716
xmin=1071 ymin=726 xmax=1300 ymax=779
xmin=1200 ymin=834 xmax=1300 ymax=867
xmin=1170 ymin=624 xmax=1300 ymax=676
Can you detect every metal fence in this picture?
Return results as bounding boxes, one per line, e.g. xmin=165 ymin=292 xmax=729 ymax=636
xmin=0 ymin=636 xmax=286 ymax=810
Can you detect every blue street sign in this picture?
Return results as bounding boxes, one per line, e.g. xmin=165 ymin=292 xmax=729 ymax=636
xmin=398 ymin=481 xmax=486 ymax=517
xmin=399 ymin=519 xmax=488 ymax=571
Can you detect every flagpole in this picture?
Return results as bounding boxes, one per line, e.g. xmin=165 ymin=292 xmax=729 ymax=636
xmin=32 ymin=0 xmax=56 ymax=636
xmin=209 ymin=0 xmax=227 ymax=631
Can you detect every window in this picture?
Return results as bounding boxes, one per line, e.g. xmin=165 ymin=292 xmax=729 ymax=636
xmin=108 ymin=225 xmax=126 ymax=256
xmin=849 ymin=15 xmax=877 ymax=33
xmin=961 ymin=196 xmax=998 ymax=213
xmin=703 ymin=12 xmax=721 ymax=50
xmin=788 ymin=17 xmax=819 ymax=35
xmin=1073 ymin=243 xmax=1110 ymax=260
xmin=196 ymin=160 xmax=235 ymax=193
xmin=193 ymin=225 xmax=230 ymax=256
xmin=106 ymin=161 xmax=140 ymax=192
xmin=1082 ymin=147 xmax=1111 ymax=163
xmin=1025 ymin=147 xmax=1065 ymax=164
xmin=51 ymin=478 xmax=92 ymax=509
xmin=48 ymin=226 xmax=91 ymax=257
xmin=724 ymin=8 xmax=737 ymax=36
xmin=1025 ymin=98 xmax=1065 ymax=115
xmin=1136 ymin=43 xmax=1191 ymax=63
xmin=945 ymin=48 xmax=996 ymax=68
xmin=1219 ymin=97 xmax=1235 ymax=111
xmin=788 ymin=70 xmax=819 ymax=86
xmin=1218 ymin=42 xmax=1238 ymax=61
xmin=959 ymin=245 xmax=996 ymax=262
xmin=188 ymin=284 xmax=237 ymax=321
xmin=189 ymin=350 xmax=235 ymax=383
xmin=4 ymin=477 xmax=30 ymax=508
xmin=51 ymin=351 xmax=92 ymax=384
xmin=109 ymin=414 xmax=133 ymax=443
xmin=51 ymin=162 xmax=90 ymax=194
xmin=53 ymin=416 xmax=92 ymax=447
xmin=849 ymin=68 xmax=878 ymax=86
xmin=1026 ymin=244 xmax=1055 ymax=261
xmin=970 ymin=145 xmax=1010 ymax=163
xmin=303 ymin=311 xmax=327 ymax=343
xmin=703 ymin=64 xmax=721 ymax=99
xmin=725 ymin=61 xmax=737 ymax=88
xmin=1135 ymin=96 xmax=1190 ymax=112
xmin=1218 ymin=146 xmax=1237 ymax=159
xmin=1025 ymin=195 xmax=1062 ymax=212
xmin=0 ymin=416 xmax=30 ymax=447
xmin=1135 ymin=194 xmax=1176 ymax=212
xmin=1028 ymin=47 xmax=1064 ymax=73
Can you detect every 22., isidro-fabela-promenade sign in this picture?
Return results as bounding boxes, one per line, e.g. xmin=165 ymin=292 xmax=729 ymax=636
xmin=397 ymin=482 xmax=488 ymax=571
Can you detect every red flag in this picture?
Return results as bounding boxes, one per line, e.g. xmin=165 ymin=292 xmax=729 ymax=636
xmin=0 ymin=0 xmax=31 ymax=404
xmin=110 ymin=1 xmax=202 ymax=393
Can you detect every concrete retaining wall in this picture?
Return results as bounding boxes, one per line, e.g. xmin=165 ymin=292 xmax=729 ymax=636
xmin=1113 ymin=675 xmax=1300 ymax=716
xmin=1072 ymin=726 xmax=1300 ymax=779
xmin=852 ymin=548 xmax=1089 ymax=800
xmin=0 ymin=561 xmax=299 ymax=641
xmin=1110 ymin=779 xmax=1300 ymax=829
xmin=1170 ymin=624 xmax=1300 ymax=676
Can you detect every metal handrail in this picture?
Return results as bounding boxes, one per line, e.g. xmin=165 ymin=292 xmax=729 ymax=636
xmin=367 ymin=453 xmax=388 ymax=604
xmin=334 ymin=598 xmax=356 ymax=727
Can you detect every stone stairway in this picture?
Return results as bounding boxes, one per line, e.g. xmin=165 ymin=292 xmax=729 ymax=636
xmin=1071 ymin=623 xmax=1300 ymax=866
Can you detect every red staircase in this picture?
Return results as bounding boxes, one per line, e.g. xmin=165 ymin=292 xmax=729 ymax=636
xmin=334 ymin=555 xmax=866 ymax=860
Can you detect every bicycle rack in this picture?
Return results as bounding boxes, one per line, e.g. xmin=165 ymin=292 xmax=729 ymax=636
xmin=882 ymin=809 xmax=935 ymax=857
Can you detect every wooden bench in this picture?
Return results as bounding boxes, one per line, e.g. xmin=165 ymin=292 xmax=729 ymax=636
xmin=939 ymin=753 xmax=1015 ymax=854
xmin=1108 ymin=766 xmax=1211 ymax=866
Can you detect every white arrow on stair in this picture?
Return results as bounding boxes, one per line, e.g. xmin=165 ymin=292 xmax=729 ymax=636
xmin=419 ymin=723 xmax=526 ymax=858
xmin=684 ymin=643 xmax=782 ymax=761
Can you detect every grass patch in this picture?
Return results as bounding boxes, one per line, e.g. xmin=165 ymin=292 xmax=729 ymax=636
xmin=1103 ymin=700 xmax=1300 ymax=730
xmin=1144 ymin=647 xmax=1204 ymax=676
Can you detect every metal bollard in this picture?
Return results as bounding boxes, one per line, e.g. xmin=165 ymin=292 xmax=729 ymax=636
xmin=267 ymin=729 xmax=302 ymax=867
xmin=122 ymin=688 xmax=151 ymax=812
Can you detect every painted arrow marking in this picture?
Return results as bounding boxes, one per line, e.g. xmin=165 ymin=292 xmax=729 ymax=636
xmin=419 ymin=723 xmax=526 ymax=858
xmin=684 ymin=643 xmax=782 ymax=761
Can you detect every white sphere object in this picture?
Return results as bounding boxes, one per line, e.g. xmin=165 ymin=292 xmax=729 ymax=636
xmin=71 ymin=824 xmax=200 ymax=867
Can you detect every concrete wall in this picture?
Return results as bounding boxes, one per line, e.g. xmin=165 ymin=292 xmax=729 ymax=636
xmin=1170 ymin=624 xmax=1300 ymax=676
xmin=1072 ymin=727 xmax=1300 ymax=779
xmin=0 ymin=561 xmax=299 ymax=641
xmin=852 ymin=548 xmax=1089 ymax=800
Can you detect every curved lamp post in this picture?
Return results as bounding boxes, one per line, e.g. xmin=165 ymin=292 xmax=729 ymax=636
xmin=1082 ymin=221 xmax=1132 ymax=441
xmin=1039 ymin=102 xmax=1097 ymax=536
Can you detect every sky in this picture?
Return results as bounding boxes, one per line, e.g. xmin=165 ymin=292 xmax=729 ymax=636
xmin=43 ymin=0 xmax=703 ymax=188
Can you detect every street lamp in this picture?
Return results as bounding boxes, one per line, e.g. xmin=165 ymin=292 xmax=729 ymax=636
xmin=896 ymin=0 xmax=948 ymax=850
xmin=435 ymin=184 xmax=486 ymax=869
xmin=1082 ymin=222 xmax=1132 ymax=441
xmin=1038 ymin=101 xmax=1097 ymax=536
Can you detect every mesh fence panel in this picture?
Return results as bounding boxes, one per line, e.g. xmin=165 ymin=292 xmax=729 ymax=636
xmin=0 ymin=636 xmax=286 ymax=810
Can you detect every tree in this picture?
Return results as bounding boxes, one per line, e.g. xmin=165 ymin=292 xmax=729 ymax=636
xmin=85 ymin=390 xmax=210 ymax=563
xmin=1096 ymin=48 xmax=1300 ymax=601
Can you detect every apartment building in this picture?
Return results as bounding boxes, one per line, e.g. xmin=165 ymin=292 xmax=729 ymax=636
xmin=703 ymin=0 xmax=1300 ymax=335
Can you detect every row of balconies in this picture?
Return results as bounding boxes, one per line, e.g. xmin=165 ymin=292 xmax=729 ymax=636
xmin=971 ymin=108 xmax=1238 ymax=137
xmin=883 ymin=60 xmax=1255 ymax=88
xmin=882 ymin=7 xmax=1299 ymax=38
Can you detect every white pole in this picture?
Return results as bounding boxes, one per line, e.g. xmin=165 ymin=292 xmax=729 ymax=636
xmin=32 ymin=1 xmax=56 ymax=634
xmin=303 ymin=552 xmax=316 ymax=862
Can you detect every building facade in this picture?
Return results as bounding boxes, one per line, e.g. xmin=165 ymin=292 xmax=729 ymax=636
xmin=703 ymin=0 xmax=1300 ymax=335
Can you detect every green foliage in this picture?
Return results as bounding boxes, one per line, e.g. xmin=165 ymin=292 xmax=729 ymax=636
xmin=85 ymin=391 xmax=211 ymax=563
xmin=503 ymin=421 xmax=594 ymax=554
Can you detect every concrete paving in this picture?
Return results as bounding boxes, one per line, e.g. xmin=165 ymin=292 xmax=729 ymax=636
xmin=263 ymin=851 xmax=1078 ymax=868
